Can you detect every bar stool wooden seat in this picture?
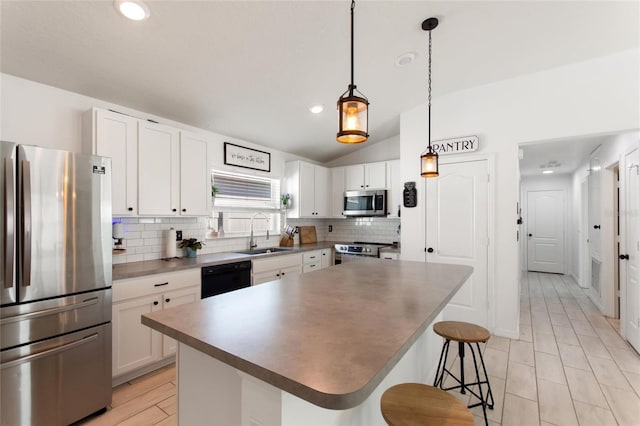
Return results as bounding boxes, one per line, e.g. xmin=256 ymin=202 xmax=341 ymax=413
xmin=433 ymin=321 xmax=494 ymax=426
xmin=381 ymin=383 xmax=474 ymax=426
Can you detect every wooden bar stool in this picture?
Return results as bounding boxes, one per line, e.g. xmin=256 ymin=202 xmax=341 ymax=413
xmin=433 ymin=321 xmax=494 ymax=426
xmin=381 ymin=383 xmax=474 ymax=426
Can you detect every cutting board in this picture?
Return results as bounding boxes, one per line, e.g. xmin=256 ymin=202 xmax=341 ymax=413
xmin=299 ymin=226 xmax=317 ymax=245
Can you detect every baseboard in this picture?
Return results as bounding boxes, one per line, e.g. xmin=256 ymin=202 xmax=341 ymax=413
xmin=112 ymin=356 xmax=176 ymax=387
xmin=492 ymin=327 xmax=519 ymax=340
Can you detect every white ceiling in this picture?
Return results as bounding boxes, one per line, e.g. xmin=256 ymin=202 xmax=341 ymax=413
xmin=2 ymin=1 xmax=638 ymax=163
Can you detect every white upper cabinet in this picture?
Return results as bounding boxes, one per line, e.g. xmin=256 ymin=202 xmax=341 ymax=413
xmin=179 ymin=132 xmax=210 ymax=216
xmin=138 ymin=121 xmax=180 ymax=216
xmin=285 ymin=161 xmax=330 ymax=218
xmin=386 ymin=160 xmax=401 ymax=218
xmin=344 ymin=162 xmax=386 ymax=190
xmin=331 ymin=167 xmax=346 ymax=218
xmin=83 ymin=108 xmax=138 ymax=215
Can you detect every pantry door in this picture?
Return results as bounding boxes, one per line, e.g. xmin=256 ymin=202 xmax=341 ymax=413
xmin=425 ymin=159 xmax=489 ymax=327
xmin=526 ymin=190 xmax=565 ymax=274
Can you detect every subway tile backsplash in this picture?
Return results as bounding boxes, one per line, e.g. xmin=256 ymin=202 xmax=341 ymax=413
xmin=112 ymin=216 xmax=400 ymax=265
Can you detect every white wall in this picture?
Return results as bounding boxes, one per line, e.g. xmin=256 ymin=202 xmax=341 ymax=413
xmin=400 ymin=49 xmax=640 ymax=338
xmin=0 ymin=73 xmax=307 ymax=178
xmin=324 ymin=135 xmax=399 ymax=168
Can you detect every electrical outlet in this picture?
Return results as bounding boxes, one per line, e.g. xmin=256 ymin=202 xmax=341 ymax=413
xmin=295 ymin=226 xmax=299 ymax=233
xmin=328 ymin=225 xmax=333 ymax=232
xmin=176 ymin=230 xmax=182 ymax=241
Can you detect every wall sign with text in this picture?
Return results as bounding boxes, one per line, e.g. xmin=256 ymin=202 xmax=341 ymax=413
xmin=431 ymin=135 xmax=479 ymax=155
xmin=224 ymin=142 xmax=271 ymax=172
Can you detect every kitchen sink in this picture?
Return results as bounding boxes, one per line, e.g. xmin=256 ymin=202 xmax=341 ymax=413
xmin=234 ymin=248 xmax=293 ymax=255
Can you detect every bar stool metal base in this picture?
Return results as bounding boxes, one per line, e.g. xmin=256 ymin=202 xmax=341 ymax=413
xmin=433 ymin=339 xmax=495 ymax=426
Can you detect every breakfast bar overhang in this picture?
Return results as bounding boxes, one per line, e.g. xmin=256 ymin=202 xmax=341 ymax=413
xmin=142 ymin=259 xmax=473 ymax=425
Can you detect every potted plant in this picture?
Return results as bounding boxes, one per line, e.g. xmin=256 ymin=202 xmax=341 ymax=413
xmin=211 ymin=185 xmax=219 ymax=206
xmin=281 ymin=193 xmax=291 ymax=209
xmin=179 ymin=238 xmax=204 ymax=258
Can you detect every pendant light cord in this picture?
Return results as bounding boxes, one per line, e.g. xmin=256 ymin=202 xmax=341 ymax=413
xmin=350 ymin=0 xmax=355 ymax=93
xmin=428 ymin=28 xmax=432 ymax=152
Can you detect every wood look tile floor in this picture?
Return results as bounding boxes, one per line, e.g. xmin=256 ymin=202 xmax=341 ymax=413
xmin=80 ymin=272 xmax=640 ymax=426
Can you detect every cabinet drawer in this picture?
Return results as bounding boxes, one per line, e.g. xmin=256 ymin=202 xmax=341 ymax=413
xmin=113 ymin=269 xmax=200 ymax=302
xmin=252 ymin=253 xmax=302 ymax=274
xmin=302 ymin=263 xmax=321 ymax=274
xmin=302 ymin=250 xmax=321 ymax=264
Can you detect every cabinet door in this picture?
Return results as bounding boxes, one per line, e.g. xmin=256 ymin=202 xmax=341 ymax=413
xmin=345 ymin=165 xmax=365 ymax=190
xmin=180 ymin=132 xmax=209 ymax=216
xmin=161 ymin=286 xmax=200 ymax=357
xmin=253 ymin=270 xmax=281 ymax=286
xmin=299 ymin=162 xmax=316 ymax=217
xmin=314 ymin=166 xmax=329 ymax=217
xmin=321 ymin=249 xmax=333 ymax=268
xmin=331 ymin=167 xmax=345 ymax=218
xmin=365 ymin=162 xmax=387 ymax=189
xmin=386 ymin=160 xmax=401 ymax=217
xmin=280 ymin=265 xmax=302 ymax=279
xmin=95 ymin=110 xmax=138 ymax=215
xmin=138 ymin=122 xmax=180 ymax=216
xmin=112 ymin=295 xmax=162 ymax=378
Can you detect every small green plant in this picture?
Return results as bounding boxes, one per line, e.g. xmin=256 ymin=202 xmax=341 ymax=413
xmin=211 ymin=185 xmax=219 ymax=197
xmin=281 ymin=193 xmax=291 ymax=207
xmin=178 ymin=238 xmax=204 ymax=250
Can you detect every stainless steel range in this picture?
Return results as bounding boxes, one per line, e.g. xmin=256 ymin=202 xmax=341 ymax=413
xmin=334 ymin=242 xmax=392 ymax=264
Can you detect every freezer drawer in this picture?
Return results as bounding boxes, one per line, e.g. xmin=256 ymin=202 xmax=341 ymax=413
xmin=1 ymin=323 xmax=112 ymax=425
xmin=1 ymin=288 xmax=111 ymax=350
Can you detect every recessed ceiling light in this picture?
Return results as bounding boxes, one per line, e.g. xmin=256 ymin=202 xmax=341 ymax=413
xmin=114 ymin=0 xmax=150 ymax=21
xmin=395 ymin=52 xmax=417 ymax=67
xmin=309 ymin=104 xmax=324 ymax=114
xmin=542 ymin=170 xmax=554 ymax=174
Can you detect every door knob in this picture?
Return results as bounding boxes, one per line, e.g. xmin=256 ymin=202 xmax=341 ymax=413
xmin=619 ymin=254 xmax=630 ymax=260
xmin=594 ymin=225 xmax=601 ymax=229
xmin=427 ymin=248 xmax=434 ymax=253
xmin=528 ymin=233 xmax=533 ymax=237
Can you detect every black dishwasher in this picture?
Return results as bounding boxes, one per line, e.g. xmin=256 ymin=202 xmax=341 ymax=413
xmin=201 ymin=261 xmax=252 ymax=299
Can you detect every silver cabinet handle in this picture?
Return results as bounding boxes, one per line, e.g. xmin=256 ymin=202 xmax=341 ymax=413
xmin=21 ymin=160 xmax=32 ymax=287
xmin=1 ymin=333 xmax=98 ymax=370
xmin=0 ymin=297 xmax=99 ymax=325
xmin=4 ymin=158 xmax=14 ymax=289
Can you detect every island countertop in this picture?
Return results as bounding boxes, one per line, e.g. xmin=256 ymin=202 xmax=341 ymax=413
xmin=141 ymin=259 xmax=472 ymax=410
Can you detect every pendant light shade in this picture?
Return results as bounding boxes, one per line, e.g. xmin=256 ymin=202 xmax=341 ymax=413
xmin=420 ymin=17 xmax=439 ymax=178
xmin=420 ymin=150 xmax=439 ymax=178
xmin=337 ymin=0 xmax=369 ymax=144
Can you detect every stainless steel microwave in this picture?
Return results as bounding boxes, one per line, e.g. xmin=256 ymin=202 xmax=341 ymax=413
xmin=343 ymin=190 xmax=387 ymax=217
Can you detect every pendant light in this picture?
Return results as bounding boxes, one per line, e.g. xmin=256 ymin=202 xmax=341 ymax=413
xmin=420 ymin=17 xmax=439 ymax=177
xmin=337 ymin=0 xmax=369 ymax=144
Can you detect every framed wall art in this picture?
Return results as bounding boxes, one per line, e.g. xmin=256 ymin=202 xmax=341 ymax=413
xmin=224 ymin=142 xmax=271 ymax=172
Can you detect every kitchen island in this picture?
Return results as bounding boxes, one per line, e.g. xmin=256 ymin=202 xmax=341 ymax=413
xmin=142 ymin=259 xmax=472 ymax=425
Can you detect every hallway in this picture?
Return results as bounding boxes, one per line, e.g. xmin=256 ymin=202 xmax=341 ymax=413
xmin=445 ymin=272 xmax=640 ymax=425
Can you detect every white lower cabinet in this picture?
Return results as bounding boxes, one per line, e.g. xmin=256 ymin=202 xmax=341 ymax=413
xmin=321 ymin=249 xmax=333 ymax=268
xmin=302 ymin=250 xmax=322 ymax=273
xmin=252 ymin=253 xmax=302 ymax=285
xmin=112 ymin=269 xmax=200 ymax=381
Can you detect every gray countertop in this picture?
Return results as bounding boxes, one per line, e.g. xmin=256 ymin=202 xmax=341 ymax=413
xmin=141 ymin=259 xmax=473 ymax=409
xmin=113 ymin=242 xmax=337 ymax=281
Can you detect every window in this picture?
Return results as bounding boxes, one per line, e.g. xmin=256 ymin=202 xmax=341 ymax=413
xmin=208 ymin=170 xmax=281 ymax=237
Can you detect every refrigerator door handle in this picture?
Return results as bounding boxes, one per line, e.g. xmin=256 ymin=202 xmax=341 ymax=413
xmin=0 ymin=333 xmax=98 ymax=370
xmin=4 ymin=158 xmax=14 ymax=289
xmin=0 ymin=297 xmax=99 ymax=325
xmin=21 ymin=159 xmax=32 ymax=287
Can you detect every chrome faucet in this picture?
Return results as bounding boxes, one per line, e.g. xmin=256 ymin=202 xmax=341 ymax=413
xmin=249 ymin=212 xmax=270 ymax=249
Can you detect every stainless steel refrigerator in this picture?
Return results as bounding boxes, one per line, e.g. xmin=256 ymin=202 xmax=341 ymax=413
xmin=1 ymin=142 xmax=113 ymax=425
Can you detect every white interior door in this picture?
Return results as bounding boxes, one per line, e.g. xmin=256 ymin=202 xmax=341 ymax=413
xmin=622 ymin=148 xmax=640 ymax=352
xmin=580 ymin=180 xmax=590 ymax=288
xmin=526 ymin=190 xmax=565 ymax=273
xmin=425 ymin=159 xmax=489 ymax=327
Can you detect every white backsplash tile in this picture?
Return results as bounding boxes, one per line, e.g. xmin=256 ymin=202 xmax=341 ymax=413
xmin=112 ymin=216 xmax=400 ymax=264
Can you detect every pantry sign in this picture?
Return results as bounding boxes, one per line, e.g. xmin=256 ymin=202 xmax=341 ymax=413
xmin=431 ymin=135 xmax=479 ymax=155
